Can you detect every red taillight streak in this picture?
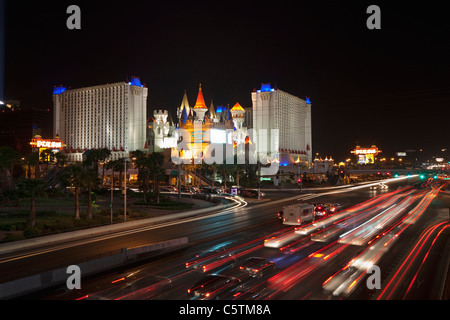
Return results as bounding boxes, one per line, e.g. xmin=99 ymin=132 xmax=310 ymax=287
xmin=111 ymin=277 xmax=125 ymax=284
xmin=402 ymin=224 xmax=449 ymax=299
xmin=377 ymin=221 xmax=447 ymax=300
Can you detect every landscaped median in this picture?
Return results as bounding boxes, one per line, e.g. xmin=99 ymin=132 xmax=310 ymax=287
xmin=0 ymin=191 xmax=218 ymax=243
xmin=0 ymin=195 xmax=243 ymax=257
xmin=0 ymin=195 xmax=245 ymax=299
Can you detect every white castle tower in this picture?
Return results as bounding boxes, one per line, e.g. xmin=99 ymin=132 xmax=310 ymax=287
xmin=230 ymin=103 xmax=247 ymax=146
xmin=153 ymin=110 xmax=176 ymax=151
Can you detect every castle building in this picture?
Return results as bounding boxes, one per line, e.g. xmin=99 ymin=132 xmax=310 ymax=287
xmin=155 ymin=85 xmax=249 ymax=163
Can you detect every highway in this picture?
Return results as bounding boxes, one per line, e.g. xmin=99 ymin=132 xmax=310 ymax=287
xmin=4 ymin=177 xmax=449 ymax=300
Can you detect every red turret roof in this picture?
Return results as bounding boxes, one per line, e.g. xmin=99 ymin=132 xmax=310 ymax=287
xmin=231 ymin=103 xmax=244 ymax=111
xmin=193 ymin=84 xmax=207 ymax=109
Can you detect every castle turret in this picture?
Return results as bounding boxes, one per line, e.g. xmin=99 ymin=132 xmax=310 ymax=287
xmin=193 ymin=84 xmax=208 ymax=122
xmin=230 ymin=103 xmax=245 ymax=130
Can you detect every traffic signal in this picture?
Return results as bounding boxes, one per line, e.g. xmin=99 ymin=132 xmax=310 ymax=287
xmin=340 ymin=170 xmax=345 ymax=178
xmin=420 ymin=174 xmax=425 ymax=179
xmin=394 ymin=173 xmax=399 ymax=178
xmin=297 ymin=178 xmax=302 ymax=184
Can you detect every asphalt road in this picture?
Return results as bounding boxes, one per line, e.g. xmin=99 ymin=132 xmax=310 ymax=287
xmin=3 ymin=177 xmax=449 ymax=300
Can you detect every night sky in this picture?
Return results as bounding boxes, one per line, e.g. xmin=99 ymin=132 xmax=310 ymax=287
xmin=3 ymin=0 xmax=450 ymax=161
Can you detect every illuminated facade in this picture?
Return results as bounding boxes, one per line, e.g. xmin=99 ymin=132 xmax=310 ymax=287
xmin=30 ymin=137 xmax=63 ymax=150
xmin=52 ymin=77 xmax=148 ymax=162
xmin=252 ymin=84 xmax=312 ymax=164
xmin=252 ymin=84 xmax=312 ymax=185
xmin=169 ymin=85 xmax=248 ymax=163
xmin=29 ymin=135 xmax=64 ymax=163
xmin=152 ymin=110 xmax=177 ymax=152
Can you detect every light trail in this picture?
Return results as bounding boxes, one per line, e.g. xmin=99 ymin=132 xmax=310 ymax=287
xmin=295 ymin=186 xmax=414 ymax=236
xmin=322 ymin=184 xmax=445 ymax=298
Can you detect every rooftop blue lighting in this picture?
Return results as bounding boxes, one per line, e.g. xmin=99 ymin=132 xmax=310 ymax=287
xmin=306 ymin=97 xmax=312 ymax=104
xmin=53 ymin=86 xmax=67 ymax=95
xmin=216 ymin=106 xmax=224 ymax=113
xmin=129 ymin=77 xmax=143 ymax=87
xmin=260 ymin=84 xmax=272 ymax=92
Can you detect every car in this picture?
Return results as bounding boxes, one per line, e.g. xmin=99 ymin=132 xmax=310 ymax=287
xmin=160 ymin=186 xmax=178 ymax=193
xmin=313 ymin=203 xmax=328 ymax=218
xmin=325 ymin=203 xmax=342 ymax=213
xmin=201 ymin=186 xmax=222 ymax=194
xmin=277 ymin=210 xmax=284 ymax=220
xmin=238 ymin=257 xmax=277 ymax=278
xmin=187 ymin=274 xmax=241 ymax=300
xmin=181 ymin=186 xmax=195 ymax=194
xmin=77 ymin=272 xmax=172 ymax=300
xmin=241 ymin=189 xmax=265 ymax=198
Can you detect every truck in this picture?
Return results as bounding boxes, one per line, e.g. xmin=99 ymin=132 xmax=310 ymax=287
xmin=282 ymin=203 xmax=315 ymax=226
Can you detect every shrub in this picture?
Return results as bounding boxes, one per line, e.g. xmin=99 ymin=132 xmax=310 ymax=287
xmin=24 ymin=226 xmax=41 ymax=238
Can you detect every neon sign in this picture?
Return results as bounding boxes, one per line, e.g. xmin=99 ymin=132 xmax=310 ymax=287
xmin=30 ymin=139 xmax=64 ymax=150
xmin=351 ymin=146 xmax=381 ymax=165
xmin=353 ymin=148 xmax=378 ymax=155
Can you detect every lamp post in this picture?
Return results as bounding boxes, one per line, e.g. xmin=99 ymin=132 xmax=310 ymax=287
xmin=178 ymin=162 xmax=182 ymax=200
xmin=257 ymin=159 xmax=261 ymax=200
xmin=124 ymin=159 xmax=127 ymax=222
xmin=295 ymin=156 xmax=303 ymax=193
xmin=108 ymin=159 xmax=126 ymax=224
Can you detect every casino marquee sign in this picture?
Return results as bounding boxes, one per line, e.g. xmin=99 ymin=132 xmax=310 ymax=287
xmin=351 ymin=145 xmax=381 ymax=164
xmin=30 ymin=137 xmax=64 ymax=150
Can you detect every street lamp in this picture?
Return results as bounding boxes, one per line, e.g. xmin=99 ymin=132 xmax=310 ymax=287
xmin=123 ymin=159 xmax=127 ymax=222
xmin=107 ymin=158 xmax=129 ymax=224
xmin=295 ymin=155 xmax=303 ymax=192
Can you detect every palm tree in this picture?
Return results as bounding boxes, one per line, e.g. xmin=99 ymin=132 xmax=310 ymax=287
xmin=131 ymin=150 xmax=147 ymax=194
xmin=84 ymin=148 xmax=110 ymax=181
xmin=210 ymin=162 xmax=219 ymax=187
xmin=0 ymin=146 xmax=20 ymax=192
xmin=79 ymin=169 xmax=99 ymax=220
xmin=219 ymin=164 xmax=232 ymax=189
xmin=23 ymin=151 xmax=40 ymax=179
xmin=105 ymin=160 xmax=116 ymax=190
xmin=232 ymin=155 xmax=245 ymax=186
xmin=17 ymin=178 xmax=46 ymax=228
xmin=99 ymin=148 xmax=111 ymax=186
xmin=148 ymin=152 xmax=164 ymax=203
xmin=68 ymin=164 xmax=83 ymax=220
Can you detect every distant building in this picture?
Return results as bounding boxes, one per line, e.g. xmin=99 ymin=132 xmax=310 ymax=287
xmin=52 ymin=77 xmax=148 ymax=162
xmin=0 ymin=100 xmax=52 ymax=154
xmin=251 ymin=83 xmax=312 ymax=185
